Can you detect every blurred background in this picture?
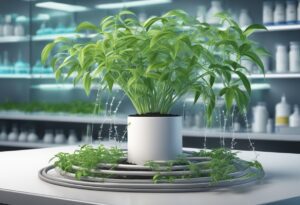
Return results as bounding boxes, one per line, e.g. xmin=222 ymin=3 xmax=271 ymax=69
xmin=0 ymin=0 xmax=300 ymax=153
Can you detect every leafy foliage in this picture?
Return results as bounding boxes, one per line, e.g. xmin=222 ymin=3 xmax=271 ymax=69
xmin=51 ymin=145 xmax=125 ymax=179
xmin=0 ymin=101 xmax=99 ymax=114
xmin=52 ymin=146 xmax=263 ymax=183
xmin=42 ymin=10 xmax=267 ymax=120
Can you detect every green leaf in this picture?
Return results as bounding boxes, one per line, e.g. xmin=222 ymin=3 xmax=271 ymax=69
xmin=41 ymin=42 xmax=55 ymax=65
xmin=243 ymin=51 xmax=265 ymax=74
xmin=143 ymin=17 xmax=165 ymax=30
xmin=243 ymin=24 xmax=267 ymax=37
xmin=76 ymin=21 xmax=99 ymax=32
xmin=119 ymin=10 xmax=135 ymax=17
xmin=224 ymin=88 xmax=234 ymax=111
xmin=83 ymin=73 xmax=92 ymax=95
xmin=235 ymin=71 xmax=251 ymax=95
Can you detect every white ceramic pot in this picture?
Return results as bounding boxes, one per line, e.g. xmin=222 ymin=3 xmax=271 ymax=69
xmin=127 ymin=115 xmax=182 ymax=165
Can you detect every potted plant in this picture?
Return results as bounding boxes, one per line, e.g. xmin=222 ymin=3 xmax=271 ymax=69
xmin=41 ymin=10 xmax=267 ymax=165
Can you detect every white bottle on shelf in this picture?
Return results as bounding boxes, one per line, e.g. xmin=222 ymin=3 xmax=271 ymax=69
xmin=275 ymin=95 xmax=291 ymax=127
xmin=27 ymin=129 xmax=38 ymax=143
xmin=196 ymin=5 xmax=206 ymax=22
xmin=43 ymin=130 xmax=54 ymax=144
xmin=298 ymin=0 xmax=300 ymax=22
xmin=3 ymin=15 xmax=13 ymax=36
xmin=8 ymin=125 xmax=18 ymax=141
xmin=138 ymin=12 xmax=147 ymax=23
xmin=206 ymin=1 xmax=223 ymax=25
xmin=0 ymin=125 xmax=7 ymax=141
xmin=239 ymin=9 xmax=252 ymax=27
xmin=67 ymin=130 xmax=77 ymax=145
xmin=275 ymin=44 xmax=289 ymax=73
xmin=14 ymin=22 xmax=25 ymax=36
xmin=273 ymin=1 xmax=286 ymax=24
xmin=252 ymin=102 xmax=268 ymax=133
xmin=0 ymin=15 xmax=4 ymax=36
xmin=289 ymin=41 xmax=300 ymax=72
xmin=54 ymin=130 xmax=66 ymax=144
xmin=286 ymin=0 xmax=298 ymax=24
xmin=263 ymin=1 xmax=274 ymax=25
xmin=18 ymin=130 xmax=27 ymax=142
xmin=289 ymin=105 xmax=300 ymax=127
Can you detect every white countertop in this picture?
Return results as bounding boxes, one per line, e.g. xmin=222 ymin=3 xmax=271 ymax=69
xmin=0 ymin=144 xmax=300 ymax=205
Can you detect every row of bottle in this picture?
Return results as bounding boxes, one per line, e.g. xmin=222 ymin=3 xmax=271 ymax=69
xmin=0 ymin=15 xmax=26 ymax=37
xmin=263 ymin=0 xmax=300 ymax=25
xmin=0 ymin=51 xmax=29 ymax=74
xmin=276 ymin=42 xmax=300 ymax=73
xmin=0 ymin=51 xmax=52 ymax=74
xmin=0 ymin=125 xmax=92 ymax=145
xmin=36 ymin=21 xmax=76 ymax=35
xmin=196 ymin=1 xmax=253 ymax=27
xmin=251 ymin=95 xmax=300 ymax=133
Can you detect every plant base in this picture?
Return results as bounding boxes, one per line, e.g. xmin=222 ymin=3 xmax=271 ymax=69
xmin=39 ymin=149 xmax=264 ymax=192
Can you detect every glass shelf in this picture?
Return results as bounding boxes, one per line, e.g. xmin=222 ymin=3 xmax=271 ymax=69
xmin=32 ymin=33 xmax=86 ymax=41
xmin=0 ymin=74 xmax=55 ymax=79
xmin=0 ymin=111 xmax=127 ymax=124
xmin=264 ymin=24 xmax=300 ymax=32
xmin=0 ymin=36 xmax=30 ymax=43
xmin=248 ymin=73 xmax=300 ymax=79
xmin=183 ymin=128 xmax=300 ymax=142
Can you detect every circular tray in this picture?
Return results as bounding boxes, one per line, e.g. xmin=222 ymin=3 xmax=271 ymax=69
xmin=39 ymin=150 xmax=264 ymax=192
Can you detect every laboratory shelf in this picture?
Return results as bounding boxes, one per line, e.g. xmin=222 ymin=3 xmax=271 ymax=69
xmin=0 ymin=141 xmax=60 ymax=148
xmin=248 ymin=73 xmax=300 ymax=79
xmin=0 ymin=74 xmax=56 ymax=79
xmin=0 ymin=36 xmax=30 ymax=43
xmin=183 ymin=128 xmax=300 ymax=142
xmin=32 ymin=33 xmax=85 ymax=41
xmin=264 ymin=24 xmax=300 ymax=32
xmin=0 ymin=111 xmax=127 ymax=124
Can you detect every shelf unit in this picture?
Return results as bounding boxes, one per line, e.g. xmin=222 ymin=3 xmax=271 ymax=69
xmin=0 ymin=111 xmax=127 ymax=124
xmin=0 ymin=36 xmax=30 ymax=43
xmin=241 ymin=73 xmax=300 ymax=79
xmin=264 ymin=24 xmax=300 ymax=32
xmin=183 ymin=129 xmax=300 ymax=142
xmin=0 ymin=74 xmax=56 ymax=79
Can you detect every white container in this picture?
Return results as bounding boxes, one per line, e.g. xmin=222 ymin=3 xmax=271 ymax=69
xmin=206 ymin=1 xmax=223 ymax=25
xmin=138 ymin=12 xmax=147 ymax=23
xmin=276 ymin=44 xmax=289 ymax=73
xmin=289 ymin=42 xmax=300 ymax=72
xmin=239 ymin=9 xmax=252 ymax=27
xmin=233 ymin=122 xmax=241 ymax=132
xmin=27 ymin=129 xmax=38 ymax=143
xmin=266 ymin=118 xmax=274 ymax=133
xmin=252 ymin=103 xmax=269 ymax=133
xmin=43 ymin=130 xmax=54 ymax=144
xmin=263 ymin=1 xmax=274 ymax=25
xmin=67 ymin=130 xmax=77 ymax=145
xmin=273 ymin=1 xmax=286 ymax=24
xmin=0 ymin=126 xmax=7 ymax=141
xmin=18 ymin=131 xmax=27 ymax=142
xmin=289 ymin=105 xmax=300 ymax=127
xmin=3 ymin=15 xmax=13 ymax=36
xmin=275 ymin=95 xmax=291 ymax=127
xmin=0 ymin=17 xmax=3 ymax=36
xmin=54 ymin=130 xmax=66 ymax=144
xmin=127 ymin=115 xmax=182 ymax=165
xmin=298 ymin=0 xmax=300 ymax=22
xmin=14 ymin=24 xmax=25 ymax=36
xmin=8 ymin=125 xmax=18 ymax=141
xmin=196 ymin=5 xmax=206 ymax=22
xmin=286 ymin=0 xmax=298 ymax=24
